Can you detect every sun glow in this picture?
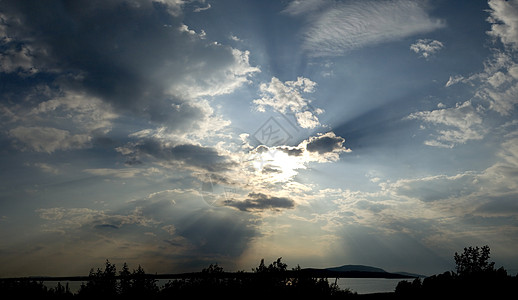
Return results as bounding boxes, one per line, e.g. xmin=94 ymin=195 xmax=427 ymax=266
xmin=250 ymin=149 xmax=306 ymax=183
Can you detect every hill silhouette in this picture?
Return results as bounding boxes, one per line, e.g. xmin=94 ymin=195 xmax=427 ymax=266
xmin=301 ymin=264 xmax=412 ymax=279
xmin=327 ymin=265 xmax=387 ymax=273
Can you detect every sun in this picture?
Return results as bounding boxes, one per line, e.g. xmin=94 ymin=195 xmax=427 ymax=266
xmin=250 ymin=148 xmax=306 ymax=183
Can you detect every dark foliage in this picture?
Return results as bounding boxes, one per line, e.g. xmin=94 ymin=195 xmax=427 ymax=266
xmin=395 ymin=245 xmax=518 ymax=298
xmin=2 ymin=247 xmax=517 ymax=299
xmin=159 ymin=258 xmax=353 ymax=298
xmin=0 ymin=258 xmax=353 ymax=299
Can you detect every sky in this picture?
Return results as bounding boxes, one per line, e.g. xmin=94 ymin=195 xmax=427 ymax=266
xmin=1 ymin=0 xmax=518 ymax=277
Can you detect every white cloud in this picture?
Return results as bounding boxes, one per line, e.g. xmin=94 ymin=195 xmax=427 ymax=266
xmin=445 ymin=75 xmax=466 ymax=87
xmin=253 ymin=77 xmax=323 ymax=129
xmin=283 ymin=0 xmax=330 ymax=16
xmin=169 ymin=48 xmax=260 ymax=99
xmin=9 ymin=126 xmax=91 ymax=153
xmin=487 ymin=0 xmax=518 ymax=49
xmin=193 ymin=3 xmax=211 ymax=13
xmin=410 ymin=39 xmax=444 ymax=58
xmin=306 ymin=133 xmax=518 ymax=258
xmin=287 ymin=0 xmax=445 ymax=57
xmin=407 ymin=101 xmax=486 ymax=148
xmin=229 ymin=35 xmax=241 ymax=42
xmin=153 ymin=0 xmax=187 ymax=16
xmin=240 ymin=132 xmax=349 ymax=188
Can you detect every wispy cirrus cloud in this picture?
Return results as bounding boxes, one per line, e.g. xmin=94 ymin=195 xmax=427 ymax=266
xmin=285 ymin=0 xmax=445 ymax=57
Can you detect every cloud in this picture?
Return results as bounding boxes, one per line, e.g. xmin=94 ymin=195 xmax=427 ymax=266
xmin=302 ymin=132 xmax=350 ymax=162
xmin=32 ymin=162 xmax=59 ymax=174
xmin=286 ymin=0 xmax=445 ymax=57
xmin=487 ymin=0 xmax=518 ymax=49
xmin=2 ymin=89 xmax=118 ymax=153
xmin=445 ymin=75 xmax=467 ymax=87
xmin=83 ymin=167 xmax=160 ymax=179
xmin=9 ymin=126 xmax=91 ymax=153
xmin=277 ymin=146 xmax=304 ymax=157
xmin=253 ymin=77 xmax=323 ymax=129
xmin=386 ymin=173 xmax=479 ymax=203
xmin=378 ymin=134 xmax=518 ymax=217
xmin=35 ymin=188 xmax=260 ymax=271
xmin=406 ymin=101 xmax=486 ymax=148
xmin=37 ymin=206 xmax=159 ymax=233
xmin=0 ymin=0 xmax=258 ymax=140
xmin=225 ymin=192 xmax=295 ymax=212
xmin=30 ymin=91 xmax=118 ymax=134
xmin=0 ymin=44 xmax=39 ymax=75
xmin=239 ymin=131 xmax=349 ymax=188
xmin=193 ymin=3 xmax=211 ymax=13
xmin=410 ymin=39 xmax=444 ymax=58
xmin=117 ymin=137 xmax=235 ymax=173
xmin=308 ymin=134 xmax=518 ymax=268
xmin=283 ymin=0 xmax=330 ymax=16
xmin=305 ymin=131 xmax=346 ymax=154
xmin=444 ymin=1 xmax=518 ymax=116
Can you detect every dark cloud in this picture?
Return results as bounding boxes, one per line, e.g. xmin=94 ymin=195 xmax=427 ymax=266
xmin=120 ymin=138 xmax=236 ymax=172
xmin=262 ymin=166 xmax=282 ymax=174
xmin=225 ymin=192 xmax=295 ymax=212
xmin=475 ymin=196 xmax=518 ymax=216
xmin=306 ymin=132 xmax=346 ymax=154
xmin=94 ymin=224 xmax=119 ymax=230
xmin=278 ymin=146 xmax=303 ymax=156
xmin=0 ymin=0 xmax=257 ymax=131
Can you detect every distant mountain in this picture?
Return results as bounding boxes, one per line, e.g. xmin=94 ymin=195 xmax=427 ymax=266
xmin=301 ymin=264 xmax=415 ymax=279
xmin=326 ymin=265 xmax=387 ymax=273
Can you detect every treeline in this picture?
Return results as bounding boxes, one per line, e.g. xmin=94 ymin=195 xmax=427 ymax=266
xmin=0 ymin=258 xmax=354 ymax=299
xmin=2 ymin=246 xmax=517 ymax=298
xmin=395 ymin=245 xmax=518 ymax=298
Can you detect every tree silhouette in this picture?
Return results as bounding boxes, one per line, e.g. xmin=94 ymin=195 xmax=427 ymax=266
xmin=78 ymin=259 xmax=118 ymax=297
xmin=454 ymin=245 xmax=495 ymax=277
xmin=118 ymin=262 xmax=131 ymax=296
xmin=396 ymin=245 xmax=517 ymax=297
xmin=130 ymin=265 xmax=158 ymax=297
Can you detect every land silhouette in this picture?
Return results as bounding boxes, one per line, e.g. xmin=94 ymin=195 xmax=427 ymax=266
xmin=1 ymin=245 xmax=516 ymax=298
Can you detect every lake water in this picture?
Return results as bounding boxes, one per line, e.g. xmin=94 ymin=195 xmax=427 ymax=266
xmin=44 ymin=277 xmax=409 ymax=295
xmin=336 ymin=278 xmax=406 ymax=294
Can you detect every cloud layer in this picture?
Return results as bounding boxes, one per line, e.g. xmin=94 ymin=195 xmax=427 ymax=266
xmin=285 ymin=0 xmax=445 ymax=57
